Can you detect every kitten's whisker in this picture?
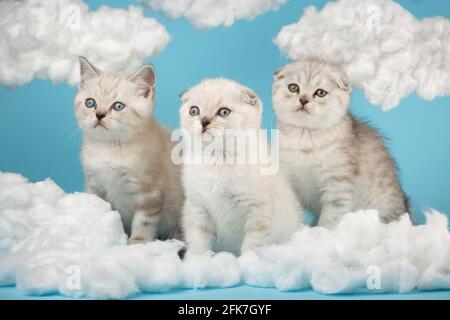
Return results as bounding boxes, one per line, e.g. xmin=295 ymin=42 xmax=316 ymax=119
xmin=64 ymin=126 xmax=82 ymax=147
xmin=60 ymin=121 xmax=80 ymax=145
xmin=60 ymin=121 xmax=79 ymax=134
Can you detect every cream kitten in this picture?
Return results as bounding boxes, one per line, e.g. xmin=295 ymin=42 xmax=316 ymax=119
xmin=179 ymin=78 xmax=303 ymax=256
xmin=74 ymin=57 xmax=183 ymax=243
xmin=273 ymin=59 xmax=409 ymax=228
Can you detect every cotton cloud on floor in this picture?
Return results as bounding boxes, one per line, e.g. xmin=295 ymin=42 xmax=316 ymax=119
xmin=0 ymin=0 xmax=170 ymax=87
xmin=275 ymin=0 xmax=450 ymax=110
xmin=0 ymin=173 xmax=449 ymax=298
xmin=140 ymin=0 xmax=287 ymax=30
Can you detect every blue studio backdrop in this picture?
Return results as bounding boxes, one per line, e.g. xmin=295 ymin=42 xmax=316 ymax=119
xmin=0 ymin=0 xmax=449 ymax=299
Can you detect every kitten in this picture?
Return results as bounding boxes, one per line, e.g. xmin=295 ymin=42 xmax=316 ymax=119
xmin=273 ymin=59 xmax=409 ymax=228
xmin=179 ymin=78 xmax=303 ymax=256
xmin=74 ymin=57 xmax=184 ymax=243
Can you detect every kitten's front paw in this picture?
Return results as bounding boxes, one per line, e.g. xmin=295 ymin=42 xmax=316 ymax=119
xmin=127 ymin=237 xmax=148 ymax=245
xmin=241 ymin=240 xmax=263 ymax=254
xmin=184 ymin=249 xmax=215 ymax=259
xmin=317 ymin=215 xmax=341 ymax=229
xmin=203 ymin=250 xmax=216 ymax=257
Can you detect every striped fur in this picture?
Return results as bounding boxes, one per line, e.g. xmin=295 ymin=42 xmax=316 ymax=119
xmin=273 ymin=59 xmax=408 ymax=228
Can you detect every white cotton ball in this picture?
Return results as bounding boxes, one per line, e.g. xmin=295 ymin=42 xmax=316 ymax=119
xmin=377 ymin=260 xmax=419 ymax=293
xmin=48 ymin=59 xmax=73 ymax=83
xmin=0 ymin=172 xmax=28 ymax=186
xmin=112 ymin=242 xmax=184 ymax=293
xmin=141 ymin=0 xmax=288 ymax=30
xmin=271 ymin=250 xmax=311 ymax=291
xmin=34 ymin=179 xmax=65 ymax=203
xmin=15 ymin=253 xmax=70 ymax=296
xmin=183 ymin=251 xmax=240 ymax=289
xmin=81 ymin=259 xmax=139 ymax=299
xmin=239 ymin=250 xmax=275 ymax=288
xmin=334 ymin=210 xmax=385 ymax=252
xmin=275 ymin=0 xmax=450 ymax=109
xmin=311 ymin=263 xmax=367 ymax=294
xmin=140 ymin=256 xmax=183 ymax=292
xmin=206 ymin=252 xmax=241 ymax=287
xmin=0 ymin=254 xmax=18 ymax=286
xmin=0 ymin=173 xmax=31 ymax=209
xmin=0 ymin=0 xmax=170 ymax=87
xmin=418 ymin=265 xmax=450 ymax=291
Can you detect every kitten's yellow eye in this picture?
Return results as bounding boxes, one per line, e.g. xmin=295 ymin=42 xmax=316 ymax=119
xmin=189 ymin=106 xmax=200 ymax=116
xmin=288 ymin=83 xmax=299 ymax=93
xmin=217 ymin=107 xmax=231 ymax=117
xmin=314 ymin=89 xmax=328 ymax=97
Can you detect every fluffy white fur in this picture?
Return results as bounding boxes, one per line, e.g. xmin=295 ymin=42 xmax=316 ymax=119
xmin=179 ymin=79 xmax=303 ymax=255
xmin=74 ymin=58 xmax=183 ymax=243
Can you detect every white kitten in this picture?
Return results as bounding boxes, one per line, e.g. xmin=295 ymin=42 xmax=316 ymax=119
xmin=273 ymin=59 xmax=409 ymax=228
xmin=74 ymin=57 xmax=184 ymax=243
xmin=179 ymin=78 xmax=303 ymax=256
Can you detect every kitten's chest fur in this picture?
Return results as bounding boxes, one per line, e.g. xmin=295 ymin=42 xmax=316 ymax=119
xmin=82 ymin=140 xmax=143 ymax=224
xmin=279 ymin=125 xmax=348 ymax=211
xmin=185 ymin=164 xmax=260 ymax=251
xmin=281 ymin=148 xmax=323 ymax=212
xmin=193 ymin=164 xmax=256 ymax=213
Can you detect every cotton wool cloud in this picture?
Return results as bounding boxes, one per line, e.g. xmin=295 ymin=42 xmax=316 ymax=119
xmin=1 ymin=172 xmax=450 ymax=298
xmin=0 ymin=0 xmax=170 ymax=87
xmin=275 ymin=0 xmax=450 ymax=110
xmin=140 ymin=0 xmax=288 ymax=30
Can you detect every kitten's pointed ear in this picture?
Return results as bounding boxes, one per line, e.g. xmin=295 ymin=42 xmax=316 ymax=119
xmin=79 ymin=56 xmax=99 ymax=88
xmin=241 ymin=88 xmax=259 ymax=107
xmin=337 ymin=71 xmax=352 ymax=92
xmin=129 ymin=65 xmax=156 ymax=98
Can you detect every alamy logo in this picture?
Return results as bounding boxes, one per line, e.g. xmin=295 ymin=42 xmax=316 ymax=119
xmin=66 ymin=265 xmax=81 ymax=290
xmin=366 ymin=5 xmax=382 ymax=31
xmin=171 ymin=128 xmax=280 ymax=175
xmin=59 ymin=5 xmax=82 ymax=30
xmin=366 ymin=265 xmax=381 ymax=290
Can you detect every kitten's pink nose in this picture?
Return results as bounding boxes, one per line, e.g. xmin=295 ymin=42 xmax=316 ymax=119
xmin=96 ymin=112 xmax=106 ymax=120
xmin=300 ymin=96 xmax=309 ymax=106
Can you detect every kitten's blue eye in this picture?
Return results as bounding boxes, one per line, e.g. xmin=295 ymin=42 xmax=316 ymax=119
xmin=217 ymin=107 xmax=231 ymax=117
xmin=189 ymin=106 xmax=200 ymax=116
xmin=112 ymin=101 xmax=126 ymax=111
xmin=85 ymin=98 xmax=96 ymax=108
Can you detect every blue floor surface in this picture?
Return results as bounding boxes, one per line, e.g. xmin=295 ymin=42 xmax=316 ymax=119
xmin=1 ymin=285 xmax=449 ymax=300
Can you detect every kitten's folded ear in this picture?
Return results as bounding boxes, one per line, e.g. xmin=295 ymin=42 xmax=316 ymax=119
xmin=337 ymin=71 xmax=352 ymax=92
xmin=241 ymin=88 xmax=259 ymax=107
xmin=274 ymin=66 xmax=285 ymax=80
xmin=178 ymin=89 xmax=188 ymax=100
xmin=79 ymin=56 xmax=100 ymax=88
xmin=129 ymin=65 xmax=156 ymax=98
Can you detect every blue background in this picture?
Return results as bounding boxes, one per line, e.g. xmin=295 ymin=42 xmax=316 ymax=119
xmin=1 ymin=0 xmax=449 ymax=299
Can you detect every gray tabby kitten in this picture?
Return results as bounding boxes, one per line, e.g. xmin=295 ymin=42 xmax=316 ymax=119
xmin=273 ymin=59 xmax=409 ymax=228
xmin=74 ymin=57 xmax=184 ymax=243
